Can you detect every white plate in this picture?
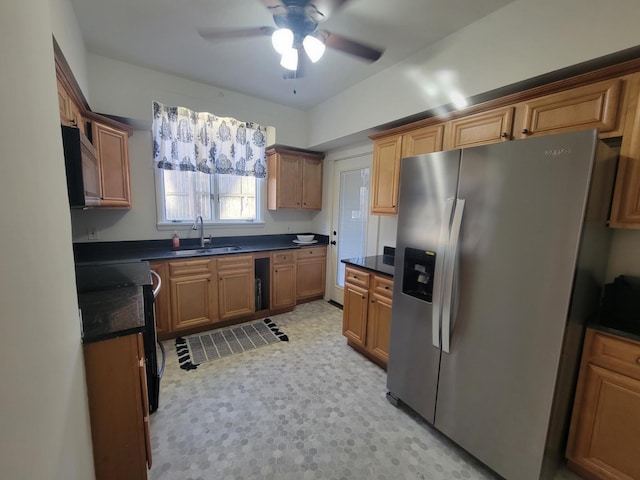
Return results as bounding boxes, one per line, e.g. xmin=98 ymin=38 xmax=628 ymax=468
xmin=293 ymin=239 xmax=318 ymax=244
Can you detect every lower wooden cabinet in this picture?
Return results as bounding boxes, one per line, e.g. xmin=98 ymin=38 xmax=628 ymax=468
xmin=83 ymin=333 xmax=151 ymax=480
xmin=217 ymin=254 xmax=255 ymax=320
xmin=342 ymin=265 xmax=393 ymax=368
xmin=271 ymin=250 xmax=296 ymax=310
xmin=296 ymin=246 xmax=327 ymax=302
xmin=152 ymin=246 xmax=326 ymax=339
xmin=566 ymin=329 xmax=640 ymax=480
xmin=168 ymin=257 xmax=218 ymax=331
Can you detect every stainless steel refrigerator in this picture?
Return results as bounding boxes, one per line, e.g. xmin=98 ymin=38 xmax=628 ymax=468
xmin=386 ymin=129 xmax=617 ymax=480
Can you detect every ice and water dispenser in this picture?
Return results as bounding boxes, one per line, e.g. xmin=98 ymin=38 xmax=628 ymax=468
xmin=402 ymin=247 xmax=435 ymax=302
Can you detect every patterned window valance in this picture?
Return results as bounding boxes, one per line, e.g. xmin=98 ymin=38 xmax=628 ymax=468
xmin=151 ymin=101 xmax=267 ymax=178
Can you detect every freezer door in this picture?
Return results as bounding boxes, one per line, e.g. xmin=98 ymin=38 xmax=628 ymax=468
xmin=386 ymin=150 xmax=460 ymax=424
xmin=434 ymin=130 xmax=600 ymax=480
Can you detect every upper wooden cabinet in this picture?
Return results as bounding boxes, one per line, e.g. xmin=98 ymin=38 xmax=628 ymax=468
xmin=610 ymin=73 xmax=640 ymax=228
xmin=267 ymin=145 xmax=324 ymax=210
xmin=54 ymin=38 xmax=133 ymax=209
xmin=371 ymin=134 xmax=402 ymax=215
xmin=371 ymin=124 xmax=444 ymax=215
xmin=90 ymin=119 xmax=132 ymax=208
xmin=443 ymin=106 xmax=514 ymax=150
xmin=566 ymin=329 xmax=640 ymax=480
xmin=514 ymin=78 xmax=624 ymax=139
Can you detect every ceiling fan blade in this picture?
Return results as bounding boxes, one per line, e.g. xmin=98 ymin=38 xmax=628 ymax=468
xmin=198 ymin=26 xmax=275 ymax=41
xmin=306 ymin=0 xmax=352 ymax=22
xmin=322 ymin=31 xmax=384 ymax=62
xmin=258 ymin=0 xmax=288 ymax=15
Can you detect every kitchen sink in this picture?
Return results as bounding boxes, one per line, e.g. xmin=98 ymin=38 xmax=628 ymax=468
xmin=170 ymin=246 xmax=241 ymax=256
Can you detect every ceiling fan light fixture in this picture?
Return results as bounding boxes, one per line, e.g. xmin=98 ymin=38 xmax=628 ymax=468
xmin=280 ymin=47 xmax=298 ymax=71
xmin=302 ymin=35 xmax=326 ymax=63
xmin=271 ymin=28 xmax=294 ymax=55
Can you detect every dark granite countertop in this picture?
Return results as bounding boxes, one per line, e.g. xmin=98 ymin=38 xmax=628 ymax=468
xmin=74 ymin=234 xmax=329 ymax=264
xmin=589 ymin=321 xmax=640 ymax=344
xmin=341 ymin=255 xmax=395 ymax=278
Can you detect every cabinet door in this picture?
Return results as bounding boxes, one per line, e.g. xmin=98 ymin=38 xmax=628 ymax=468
xmin=296 ymin=247 xmax=326 ymax=301
xmin=169 ymin=259 xmax=218 ymax=331
xmin=271 ymin=153 xmax=300 ymax=209
xmin=366 ymin=292 xmax=392 ymax=366
xmin=271 ymin=263 xmax=296 ymax=309
xmin=342 ymin=283 xmax=368 ymax=347
xmin=610 ymin=74 xmax=640 ymax=228
xmin=402 ymin=124 xmax=444 ymax=157
xmin=371 ymin=134 xmax=402 ymax=214
xmin=567 ymin=363 xmax=640 ymax=480
xmin=443 ymin=106 xmax=514 ymax=150
xmin=517 ymin=78 xmax=623 ymax=139
xmin=83 ymin=334 xmax=148 ymax=480
xmin=57 ymin=79 xmax=72 ymax=125
xmin=149 ymin=261 xmax=170 ymax=339
xmin=301 ymin=156 xmax=323 ymax=209
xmin=92 ymin=122 xmax=132 ymax=208
xmin=218 ymin=268 xmax=255 ymax=320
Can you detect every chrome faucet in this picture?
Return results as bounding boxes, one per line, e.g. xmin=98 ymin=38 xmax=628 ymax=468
xmin=192 ymin=215 xmax=210 ymax=248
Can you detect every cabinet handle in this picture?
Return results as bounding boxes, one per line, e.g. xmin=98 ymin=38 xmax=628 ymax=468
xmin=521 ymin=128 xmax=530 ymax=135
xmin=384 ymin=286 xmax=389 ymax=290
xmin=371 ymin=299 xmax=376 ymax=303
xmin=330 ymin=241 xmax=336 ymax=245
xmin=500 ymin=132 xmax=508 ymax=138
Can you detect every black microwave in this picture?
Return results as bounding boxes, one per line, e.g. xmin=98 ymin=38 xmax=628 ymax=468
xmin=61 ymin=125 xmax=101 ymax=208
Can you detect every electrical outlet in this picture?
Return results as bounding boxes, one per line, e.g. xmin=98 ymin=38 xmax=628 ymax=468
xmin=88 ymin=227 xmax=98 ymax=240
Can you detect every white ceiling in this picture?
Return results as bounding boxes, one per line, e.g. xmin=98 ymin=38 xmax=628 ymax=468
xmin=70 ymin=0 xmax=515 ymax=110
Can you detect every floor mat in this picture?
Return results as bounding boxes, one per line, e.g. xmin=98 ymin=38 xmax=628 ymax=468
xmin=175 ymin=318 xmax=287 ymax=370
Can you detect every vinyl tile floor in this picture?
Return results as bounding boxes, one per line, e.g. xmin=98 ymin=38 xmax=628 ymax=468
xmin=149 ymin=300 xmax=583 ymax=480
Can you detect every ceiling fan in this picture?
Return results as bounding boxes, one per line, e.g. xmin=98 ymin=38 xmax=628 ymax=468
xmin=197 ymin=0 xmax=384 ymax=77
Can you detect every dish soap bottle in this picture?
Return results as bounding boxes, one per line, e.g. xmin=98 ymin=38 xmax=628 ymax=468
xmin=172 ymin=230 xmax=180 ymax=249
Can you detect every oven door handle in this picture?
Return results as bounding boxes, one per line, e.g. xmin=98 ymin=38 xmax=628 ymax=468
xmin=150 ymin=270 xmax=161 ymax=298
xmin=157 ymin=340 xmax=166 ymax=378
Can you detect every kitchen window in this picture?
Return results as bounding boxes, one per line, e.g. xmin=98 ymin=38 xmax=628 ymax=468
xmin=152 ymin=101 xmax=268 ymax=227
xmin=156 ymin=169 xmax=262 ymax=225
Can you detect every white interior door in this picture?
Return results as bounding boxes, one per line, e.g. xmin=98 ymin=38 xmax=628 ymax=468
xmin=329 ymin=155 xmax=378 ymax=304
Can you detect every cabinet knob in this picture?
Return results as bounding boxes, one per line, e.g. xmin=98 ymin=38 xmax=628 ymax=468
xmin=521 ymin=128 xmax=530 ymax=135
xmin=361 ymin=295 xmax=365 ymax=299
xmin=500 ymin=132 xmax=509 ymax=138
xmin=636 ymin=357 xmax=640 ymax=365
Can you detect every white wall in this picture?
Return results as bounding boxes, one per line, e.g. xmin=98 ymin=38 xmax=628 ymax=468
xmin=70 ymin=54 xmax=317 ymax=242
xmin=0 ymin=1 xmax=95 ymax=478
xmin=308 ymin=0 xmax=640 ymax=148
xmin=49 ymin=0 xmax=90 ymax=100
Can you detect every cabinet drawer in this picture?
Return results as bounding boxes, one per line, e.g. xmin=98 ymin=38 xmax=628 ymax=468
xmin=168 ymin=258 xmax=212 ymax=276
xmin=272 ymin=250 xmax=295 ymax=265
xmin=217 ymin=254 xmax=253 ymax=271
xmin=372 ymin=275 xmax=393 ymax=299
xmin=296 ymin=246 xmax=326 ymax=260
xmin=345 ymin=266 xmax=370 ymax=289
xmin=588 ymin=330 xmax=640 ymax=380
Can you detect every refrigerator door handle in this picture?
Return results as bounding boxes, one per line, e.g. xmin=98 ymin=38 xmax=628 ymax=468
xmin=442 ymin=199 xmax=465 ymax=354
xmin=432 ymin=198 xmax=455 ymax=349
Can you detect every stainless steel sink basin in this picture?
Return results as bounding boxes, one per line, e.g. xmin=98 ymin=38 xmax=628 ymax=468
xmin=170 ymin=246 xmax=241 ymax=256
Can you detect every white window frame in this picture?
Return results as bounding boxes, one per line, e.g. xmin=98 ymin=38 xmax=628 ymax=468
xmin=154 ymin=168 xmax=264 ymax=229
